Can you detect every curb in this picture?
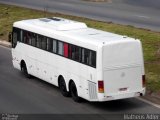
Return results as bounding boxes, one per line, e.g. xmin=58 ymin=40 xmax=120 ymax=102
xmin=137 ymin=97 xmax=160 ymax=109
xmin=152 ymin=93 xmax=160 ymax=100
xmin=142 ymin=92 xmax=160 ymax=106
xmin=0 ymin=40 xmax=11 ymax=48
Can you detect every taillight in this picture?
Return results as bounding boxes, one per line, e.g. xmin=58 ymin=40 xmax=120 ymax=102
xmin=98 ymin=81 xmax=104 ymax=93
xmin=142 ymin=75 xmax=146 ymax=87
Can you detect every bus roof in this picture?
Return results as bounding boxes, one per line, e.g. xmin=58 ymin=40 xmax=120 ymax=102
xmin=13 ymin=17 xmax=137 ymax=47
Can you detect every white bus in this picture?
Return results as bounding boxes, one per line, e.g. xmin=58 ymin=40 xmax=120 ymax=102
xmin=11 ymin=17 xmax=145 ymax=102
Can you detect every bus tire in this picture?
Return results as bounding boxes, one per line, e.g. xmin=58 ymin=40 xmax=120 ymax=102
xmin=70 ymin=81 xmax=81 ymax=102
xmin=21 ymin=61 xmax=31 ymax=78
xmin=59 ymin=77 xmax=70 ymax=97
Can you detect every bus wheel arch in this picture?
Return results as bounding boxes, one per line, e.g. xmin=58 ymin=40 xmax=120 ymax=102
xmin=20 ymin=60 xmax=25 ymax=70
xmin=58 ymin=75 xmax=70 ymax=97
xmin=69 ymin=80 xmax=81 ymax=102
xmin=20 ymin=60 xmax=31 ymax=78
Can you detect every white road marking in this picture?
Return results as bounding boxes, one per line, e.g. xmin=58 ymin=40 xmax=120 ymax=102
xmin=0 ymin=45 xmax=11 ymax=50
xmin=134 ymin=15 xmax=150 ymax=19
xmin=137 ymin=97 xmax=160 ymax=109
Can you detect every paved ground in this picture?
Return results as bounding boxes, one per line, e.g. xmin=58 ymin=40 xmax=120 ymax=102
xmin=0 ymin=0 xmax=160 ymax=31
xmin=0 ymin=45 xmax=160 ymax=119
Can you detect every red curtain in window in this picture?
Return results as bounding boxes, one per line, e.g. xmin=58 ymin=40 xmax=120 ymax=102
xmin=64 ymin=43 xmax=69 ymax=58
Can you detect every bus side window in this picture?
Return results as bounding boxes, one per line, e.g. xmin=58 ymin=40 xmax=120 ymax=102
xmin=41 ymin=36 xmax=47 ymax=50
xmin=20 ymin=30 xmax=23 ymax=42
xmin=47 ymin=38 xmax=53 ymax=52
xmin=57 ymin=41 xmax=64 ymax=56
xmin=53 ymin=39 xmax=57 ymax=53
xmin=70 ymin=45 xmax=75 ymax=59
xmin=23 ymin=31 xmax=31 ymax=44
xmin=23 ymin=31 xmax=26 ymax=43
xmin=36 ymin=35 xmax=42 ymax=48
xmin=89 ymin=51 xmax=96 ymax=67
xmin=75 ymin=46 xmax=81 ymax=62
xmin=68 ymin=44 xmax=72 ymax=59
xmin=28 ymin=32 xmax=32 ymax=45
xmin=70 ymin=45 xmax=81 ymax=62
xmin=12 ymin=29 xmax=18 ymax=48
xmin=12 ymin=27 xmax=20 ymax=48
xmin=82 ymin=48 xmax=89 ymax=65
xmin=31 ymin=33 xmax=37 ymax=47
xmin=63 ymin=43 xmax=68 ymax=58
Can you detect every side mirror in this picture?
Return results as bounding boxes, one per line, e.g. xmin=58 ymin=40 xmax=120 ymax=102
xmin=8 ymin=32 xmax=12 ymax=42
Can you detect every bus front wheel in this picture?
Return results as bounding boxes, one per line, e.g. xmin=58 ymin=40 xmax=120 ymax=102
xmin=70 ymin=81 xmax=81 ymax=102
xmin=21 ymin=61 xmax=31 ymax=78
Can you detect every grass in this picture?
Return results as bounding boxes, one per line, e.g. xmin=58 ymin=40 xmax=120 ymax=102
xmin=0 ymin=4 xmax=160 ymax=93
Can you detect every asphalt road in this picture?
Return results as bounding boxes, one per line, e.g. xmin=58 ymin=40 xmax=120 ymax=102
xmin=0 ymin=0 xmax=160 ymax=31
xmin=0 ymin=45 xmax=160 ymax=119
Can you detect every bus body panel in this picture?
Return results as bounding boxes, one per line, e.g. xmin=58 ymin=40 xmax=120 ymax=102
xmin=103 ymin=66 xmax=142 ymax=96
xmin=101 ymin=40 xmax=145 ymax=100
xmin=11 ymin=17 xmax=145 ymax=102
xmin=12 ymin=42 xmax=98 ymax=101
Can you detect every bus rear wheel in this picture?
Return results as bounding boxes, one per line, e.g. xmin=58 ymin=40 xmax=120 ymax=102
xmin=59 ymin=77 xmax=70 ymax=97
xmin=70 ymin=81 xmax=81 ymax=102
xmin=21 ymin=62 xmax=31 ymax=78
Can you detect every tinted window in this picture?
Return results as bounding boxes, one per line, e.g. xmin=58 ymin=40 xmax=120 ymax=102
xmin=36 ymin=35 xmax=41 ymax=48
xmin=75 ymin=46 xmax=81 ymax=62
xmin=69 ymin=45 xmax=75 ymax=59
xmin=20 ymin=30 xmax=23 ymax=42
xmin=23 ymin=31 xmax=31 ymax=44
xmin=82 ymin=48 xmax=89 ymax=65
xmin=69 ymin=45 xmax=81 ymax=61
xmin=12 ymin=27 xmax=22 ymax=48
xmin=58 ymin=41 xmax=63 ymax=55
xmin=12 ymin=28 xmax=18 ymax=48
xmin=31 ymin=33 xmax=37 ymax=47
xmin=41 ymin=36 xmax=47 ymax=50
xmin=28 ymin=32 xmax=32 ymax=45
xmin=13 ymin=31 xmax=17 ymax=43
xmin=89 ymin=51 xmax=96 ymax=67
xmin=23 ymin=31 xmax=26 ymax=43
xmin=53 ymin=39 xmax=57 ymax=53
xmin=64 ymin=43 xmax=69 ymax=58
xmin=47 ymin=38 xmax=53 ymax=52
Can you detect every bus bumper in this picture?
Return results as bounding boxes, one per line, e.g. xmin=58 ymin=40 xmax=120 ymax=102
xmin=97 ymin=88 xmax=146 ymax=102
